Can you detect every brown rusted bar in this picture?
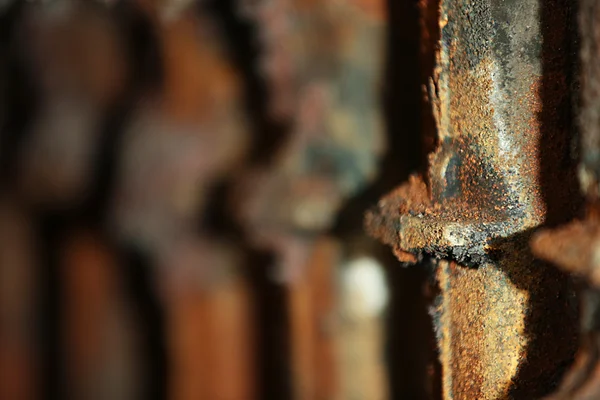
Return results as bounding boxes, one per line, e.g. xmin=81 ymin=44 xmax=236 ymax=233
xmin=61 ymin=232 xmax=142 ymax=400
xmin=288 ymin=237 xmax=340 ymax=400
xmin=156 ymin=242 xmax=255 ymax=400
xmin=367 ymin=0 xmax=579 ymax=398
xmin=530 ymin=0 xmax=600 ymax=398
xmin=0 ymin=200 xmax=37 ymax=400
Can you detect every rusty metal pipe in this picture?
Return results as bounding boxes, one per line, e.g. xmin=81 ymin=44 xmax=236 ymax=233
xmin=368 ymin=0 xmax=579 ymax=398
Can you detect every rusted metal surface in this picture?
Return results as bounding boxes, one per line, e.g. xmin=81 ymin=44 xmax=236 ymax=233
xmin=0 ymin=199 xmax=37 ymax=400
xmin=530 ymin=0 xmax=600 ymax=398
xmin=0 ymin=0 xmax=491 ymax=398
xmin=288 ymin=237 xmax=340 ymax=400
xmin=158 ymin=245 xmax=255 ymax=400
xmin=61 ymin=232 xmax=142 ymax=400
xmin=0 ymin=2 xmax=260 ymax=397
xmin=367 ymin=0 xmax=580 ymax=398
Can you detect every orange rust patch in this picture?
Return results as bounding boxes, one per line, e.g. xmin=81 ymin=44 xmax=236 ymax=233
xmin=158 ymin=13 xmax=240 ymax=122
xmin=165 ymin=272 xmax=255 ymax=400
xmin=438 ymin=252 xmax=578 ymax=400
xmin=364 ymin=174 xmax=431 ymax=252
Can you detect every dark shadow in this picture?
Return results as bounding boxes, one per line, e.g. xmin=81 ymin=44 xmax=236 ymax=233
xmin=245 ymin=251 xmax=293 ymax=400
xmin=120 ymin=247 xmax=169 ymax=400
xmin=35 ymin=213 xmax=67 ymax=400
xmin=0 ymin=2 xmax=39 ymax=192
xmin=382 ymin=246 xmax=439 ymax=400
xmin=204 ymin=0 xmax=290 ymax=167
xmin=0 ymin=4 xmax=64 ymax=400
xmin=537 ymin=0 xmax=584 ymax=227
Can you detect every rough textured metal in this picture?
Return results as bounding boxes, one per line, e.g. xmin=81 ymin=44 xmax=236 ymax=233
xmin=367 ymin=0 xmax=579 ymax=398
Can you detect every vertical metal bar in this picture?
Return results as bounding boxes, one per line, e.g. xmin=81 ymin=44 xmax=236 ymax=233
xmin=159 ymin=250 xmax=255 ymax=400
xmin=62 ymin=232 xmax=142 ymax=400
xmin=288 ymin=237 xmax=340 ymax=400
xmin=368 ymin=0 xmax=579 ymax=398
xmin=0 ymin=201 xmax=37 ymax=400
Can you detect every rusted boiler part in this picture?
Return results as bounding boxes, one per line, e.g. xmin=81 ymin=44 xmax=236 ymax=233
xmin=367 ymin=0 xmax=580 ymax=398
